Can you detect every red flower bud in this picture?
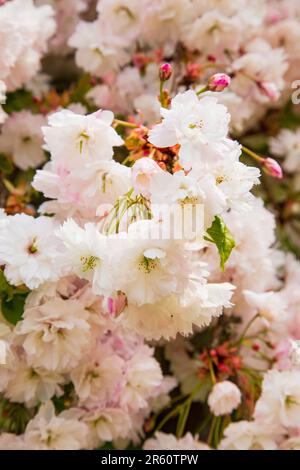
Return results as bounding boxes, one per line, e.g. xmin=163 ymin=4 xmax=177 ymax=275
xmin=231 ymin=356 xmax=242 ymax=369
xmin=208 ymin=73 xmax=231 ymax=92
xmin=210 ymin=349 xmax=217 ymax=357
xmin=207 ymin=55 xmax=217 ymax=63
xmin=216 ymin=344 xmax=229 ymax=357
xmin=217 ymin=363 xmax=231 ymax=374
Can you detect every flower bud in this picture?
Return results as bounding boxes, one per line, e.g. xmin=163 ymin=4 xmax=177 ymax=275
xmin=263 ymin=157 xmax=283 ymax=179
xmin=159 ymin=63 xmax=172 ymax=82
xmin=208 ymin=73 xmax=231 ymax=92
xmin=207 ymin=55 xmax=217 ymax=63
xmin=208 ymin=381 xmax=241 ymax=416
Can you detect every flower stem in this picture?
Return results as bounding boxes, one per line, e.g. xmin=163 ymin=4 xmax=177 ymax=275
xmin=207 ymin=415 xmax=218 ymax=447
xmin=176 ymin=398 xmax=192 ymax=438
xmin=113 ymin=119 xmax=138 ymax=129
xmin=207 ymin=354 xmax=217 ymax=385
xmin=196 ymin=85 xmax=208 ymax=96
xmin=242 ymin=145 xmax=264 ymax=163
xmin=236 ymin=313 xmax=261 ymax=347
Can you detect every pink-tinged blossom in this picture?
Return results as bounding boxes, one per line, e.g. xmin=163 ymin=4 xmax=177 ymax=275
xmin=0 ymin=111 xmax=46 ymax=170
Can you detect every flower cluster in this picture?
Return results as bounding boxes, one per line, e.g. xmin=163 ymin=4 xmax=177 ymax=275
xmin=67 ymin=0 xmax=300 ymax=134
xmin=3 ymin=97 xmax=240 ymax=341
xmin=0 ymin=0 xmax=55 ymax=92
xmin=0 ymin=275 xmax=176 ymax=449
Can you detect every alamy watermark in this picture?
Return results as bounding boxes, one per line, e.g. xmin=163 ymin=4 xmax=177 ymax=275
xmin=98 ymin=202 xmax=205 ymax=241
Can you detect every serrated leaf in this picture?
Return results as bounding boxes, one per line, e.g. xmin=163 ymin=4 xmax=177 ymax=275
xmin=1 ymin=293 xmax=27 ymax=325
xmin=204 ymin=215 xmax=235 ymax=270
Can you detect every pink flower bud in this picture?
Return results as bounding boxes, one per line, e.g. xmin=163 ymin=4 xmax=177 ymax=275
xmin=159 ymin=63 xmax=172 ymax=82
xmin=263 ymin=158 xmax=283 ymax=179
xmin=260 ymin=81 xmax=280 ymax=102
xmin=208 ymin=73 xmax=231 ymax=92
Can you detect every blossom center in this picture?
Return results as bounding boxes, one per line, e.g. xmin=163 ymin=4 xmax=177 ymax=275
xmin=27 ymin=237 xmax=38 ymax=254
xmin=181 ymin=195 xmax=199 ymax=205
xmin=101 ymin=172 xmax=109 ymax=193
xmin=285 ymin=395 xmax=298 ymax=408
xmin=189 ymin=120 xmax=204 ymax=130
xmin=78 ymin=131 xmax=90 ymax=154
xmin=139 ymin=255 xmax=159 ymax=273
xmin=93 ymin=48 xmax=103 ymax=58
xmin=138 ymin=248 xmax=166 ymax=273
xmin=45 ymin=431 xmax=55 ymax=446
xmin=88 ymin=370 xmax=99 ymax=380
xmin=216 ymin=175 xmax=228 ymax=184
xmin=208 ymin=23 xmax=220 ymax=35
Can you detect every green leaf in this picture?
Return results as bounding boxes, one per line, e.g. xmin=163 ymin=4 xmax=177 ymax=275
xmin=204 ymin=215 xmax=235 ymax=270
xmin=98 ymin=443 xmax=116 ymax=450
xmin=0 ymin=153 xmax=13 ymax=175
xmin=1 ymin=293 xmax=27 ymax=325
xmin=0 ymin=270 xmax=29 ymax=324
xmin=70 ymin=74 xmax=92 ymax=104
xmin=0 ymin=398 xmax=32 ymax=434
xmin=52 ymin=382 xmax=75 ymax=413
xmin=0 ymin=269 xmax=15 ymax=301
xmin=0 ymin=270 xmax=11 ymax=293
xmin=3 ymin=90 xmax=33 ymax=114
xmin=279 ymin=102 xmax=300 ymax=130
